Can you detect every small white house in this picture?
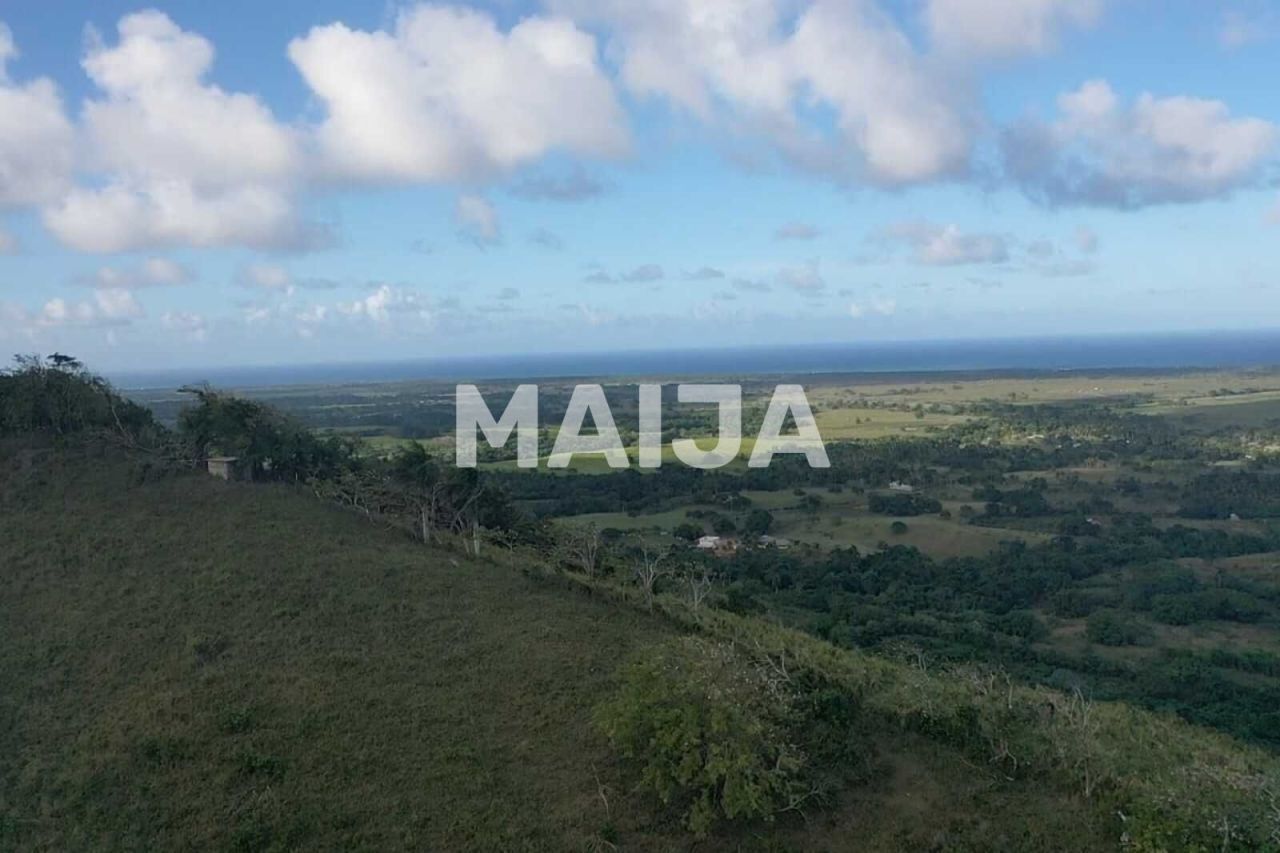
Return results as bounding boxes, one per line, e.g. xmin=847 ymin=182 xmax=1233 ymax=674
xmin=888 ymin=481 xmax=915 ymax=493
xmin=696 ymin=535 xmax=721 ymax=550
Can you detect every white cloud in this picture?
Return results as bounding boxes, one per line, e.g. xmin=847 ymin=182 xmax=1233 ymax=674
xmin=924 ymin=0 xmax=1103 ymax=58
xmin=339 ymin=284 xmax=430 ymax=324
xmin=553 ymin=0 xmax=975 ymax=185
xmin=41 ymin=11 xmax=308 ymax=252
xmin=92 ymin=288 xmax=144 ymax=321
xmin=881 ymin=222 xmax=1009 ymax=265
xmin=455 ymin=194 xmax=501 ymax=246
xmin=1004 ymin=79 xmax=1279 ymax=207
xmin=289 ymin=4 xmax=627 ymax=183
xmin=33 ymin=288 xmax=144 ymax=328
xmin=0 ymin=22 xmax=75 ymax=209
xmin=160 ymin=310 xmax=208 ymax=341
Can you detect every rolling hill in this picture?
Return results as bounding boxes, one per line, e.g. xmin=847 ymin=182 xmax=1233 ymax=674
xmin=2 ymin=440 xmax=1278 ymax=851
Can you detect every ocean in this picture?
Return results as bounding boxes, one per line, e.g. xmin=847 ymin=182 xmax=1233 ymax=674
xmin=111 ymin=330 xmax=1280 ymax=390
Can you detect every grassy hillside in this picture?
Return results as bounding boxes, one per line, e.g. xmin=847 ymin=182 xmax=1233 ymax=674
xmin=2 ymin=441 xmax=1278 ymax=851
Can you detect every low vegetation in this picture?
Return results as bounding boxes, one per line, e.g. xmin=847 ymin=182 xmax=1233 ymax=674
xmin=6 ymin=356 xmax=1280 ymax=850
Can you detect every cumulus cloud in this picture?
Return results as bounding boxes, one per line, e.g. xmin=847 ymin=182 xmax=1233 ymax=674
xmin=289 ymin=5 xmax=627 ymax=184
xmin=0 ymin=22 xmax=75 ymax=209
xmin=1003 ymin=79 xmax=1279 ymax=208
xmin=29 ymin=288 xmax=145 ymax=329
xmin=160 ymin=310 xmax=208 ymax=341
xmin=41 ymin=12 xmax=310 ymax=252
xmin=455 ymin=194 xmax=502 ymax=246
xmin=880 ymin=221 xmax=1009 ymax=265
xmin=552 ymin=0 xmax=975 ymax=185
xmin=339 ymin=284 xmax=430 ymax=324
xmin=924 ymin=0 xmax=1104 ymax=58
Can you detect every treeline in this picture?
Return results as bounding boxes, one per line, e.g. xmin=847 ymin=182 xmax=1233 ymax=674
xmin=0 ymin=355 xmax=525 ymax=548
xmin=0 ymin=354 xmax=160 ymax=442
xmin=1178 ymin=470 xmax=1280 ymax=519
xmin=496 ymin=434 xmax=1137 ymax=518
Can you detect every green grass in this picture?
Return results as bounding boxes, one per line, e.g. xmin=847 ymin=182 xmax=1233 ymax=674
xmin=4 ymin=441 xmax=1279 ymax=850
xmin=565 ymin=488 xmax=1046 ymax=559
xmin=0 ymin=443 xmax=674 ymax=850
xmin=813 ymin=406 xmax=969 ymax=439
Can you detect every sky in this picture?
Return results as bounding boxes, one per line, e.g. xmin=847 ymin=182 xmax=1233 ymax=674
xmin=0 ymin=0 xmax=1277 ymax=371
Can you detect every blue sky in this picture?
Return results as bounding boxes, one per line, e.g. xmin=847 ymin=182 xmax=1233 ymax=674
xmin=0 ymin=0 xmax=1277 ymax=370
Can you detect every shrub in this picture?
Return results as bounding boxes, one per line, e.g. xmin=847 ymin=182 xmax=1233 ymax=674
xmin=1085 ymin=609 xmax=1145 ymax=646
xmin=890 ymin=521 xmax=909 ymax=536
xmin=869 ymin=492 xmax=942 ymax=516
xmin=595 ymin=638 xmax=846 ymax=836
xmin=673 ymin=522 xmax=703 ymax=542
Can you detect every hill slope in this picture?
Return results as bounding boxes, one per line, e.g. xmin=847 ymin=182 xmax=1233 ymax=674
xmin=2 ymin=443 xmax=1276 ymax=851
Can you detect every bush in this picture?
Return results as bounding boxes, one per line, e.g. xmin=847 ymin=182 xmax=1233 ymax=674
xmin=595 ymin=638 xmax=849 ymax=836
xmin=869 ymin=492 xmax=942 ymax=516
xmin=1085 ymin=609 xmax=1145 ymax=646
xmin=673 ymin=522 xmax=703 ymax=542
xmin=889 ymin=520 xmax=909 ymax=536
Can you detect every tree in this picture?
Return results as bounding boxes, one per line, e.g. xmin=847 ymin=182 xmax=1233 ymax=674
xmin=633 ymin=543 xmax=671 ymax=611
xmin=711 ymin=514 xmax=737 ymax=536
xmin=890 ymin=520 xmax=909 ymax=536
xmin=685 ymin=564 xmax=714 ymax=612
xmin=673 ymin=522 xmax=703 ymax=542
xmin=743 ymin=508 xmax=775 ymax=537
xmin=177 ymin=385 xmax=353 ymax=482
xmin=0 ymin=354 xmax=158 ymax=443
xmin=390 ymin=443 xmax=448 ymax=544
xmin=565 ymin=523 xmax=603 ymax=577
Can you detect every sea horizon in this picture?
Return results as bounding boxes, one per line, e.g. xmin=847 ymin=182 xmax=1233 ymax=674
xmin=110 ymin=328 xmax=1280 ymax=390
